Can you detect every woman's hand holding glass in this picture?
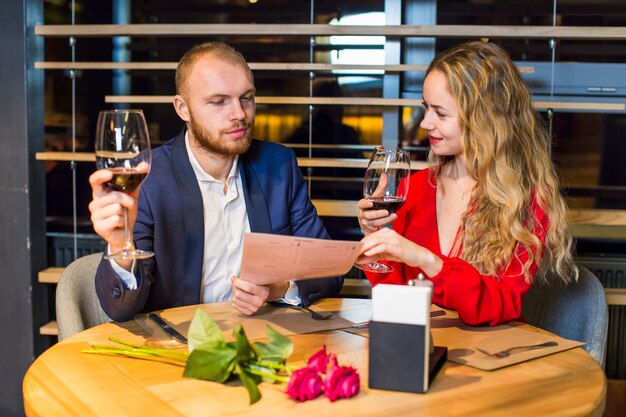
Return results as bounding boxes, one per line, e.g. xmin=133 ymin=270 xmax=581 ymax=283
xmin=357 ymin=227 xmax=413 ymax=265
xmin=357 ymin=228 xmax=444 ymax=278
xmin=357 ymin=178 xmax=397 ymax=235
xmin=355 ymin=147 xmax=410 ymax=273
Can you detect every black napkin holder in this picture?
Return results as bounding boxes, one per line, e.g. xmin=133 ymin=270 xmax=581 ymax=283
xmin=368 ymin=320 xmax=447 ymax=393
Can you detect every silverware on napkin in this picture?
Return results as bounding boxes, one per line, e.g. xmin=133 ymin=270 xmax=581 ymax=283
xmin=268 ymin=302 xmax=334 ymax=320
xmin=286 ymin=305 xmax=334 ymax=320
xmin=477 ymin=341 xmax=558 ymax=359
xmin=148 ymin=313 xmax=188 ymax=343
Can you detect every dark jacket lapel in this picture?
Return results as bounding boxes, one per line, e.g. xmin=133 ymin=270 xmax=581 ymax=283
xmin=239 ymin=144 xmax=272 ymax=233
xmin=170 ymin=130 xmax=204 ymax=305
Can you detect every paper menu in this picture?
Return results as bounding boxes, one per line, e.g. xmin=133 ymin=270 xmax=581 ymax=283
xmin=239 ymin=232 xmax=363 ymax=285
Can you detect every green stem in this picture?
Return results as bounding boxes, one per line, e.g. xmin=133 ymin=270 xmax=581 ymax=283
xmin=109 ymin=337 xmax=143 ymax=348
xmin=84 ymin=345 xmax=188 ymax=362
xmin=241 ymin=365 xmax=289 ymax=383
xmin=107 ymin=338 xmax=189 ymax=356
xmin=255 ymin=360 xmax=298 ymax=373
xmin=81 ymin=350 xmax=187 ymax=367
xmin=82 ymin=349 xmax=165 ymax=359
xmin=90 ymin=338 xmax=189 ymax=358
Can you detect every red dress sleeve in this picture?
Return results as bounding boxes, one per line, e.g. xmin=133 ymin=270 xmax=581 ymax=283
xmin=365 ymin=169 xmax=548 ymax=326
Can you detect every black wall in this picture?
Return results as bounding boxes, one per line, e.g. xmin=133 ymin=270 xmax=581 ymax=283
xmin=0 ymin=1 xmax=48 ymax=416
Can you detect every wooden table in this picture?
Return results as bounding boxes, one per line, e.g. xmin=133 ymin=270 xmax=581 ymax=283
xmin=23 ymin=298 xmax=606 ymax=417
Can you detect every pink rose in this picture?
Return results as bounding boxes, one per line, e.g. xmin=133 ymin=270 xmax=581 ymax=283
xmin=306 ymin=345 xmax=331 ymax=374
xmin=328 ymin=353 xmax=338 ymax=369
xmin=286 ymin=367 xmax=323 ymax=402
xmin=323 ymin=363 xmax=360 ymax=402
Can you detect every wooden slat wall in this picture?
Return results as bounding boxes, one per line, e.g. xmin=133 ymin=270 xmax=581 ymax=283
xmin=34 ymin=24 xmax=626 ymax=40
xmin=35 ymin=21 xmax=626 ymax=338
xmin=33 ymin=150 xmax=626 ymax=231
xmin=103 ymin=95 xmax=626 ymax=111
xmin=99 ymin=95 xmax=626 ymax=111
xmin=33 ymin=152 xmax=428 ymax=170
xmin=33 ymin=61 xmax=536 ymax=74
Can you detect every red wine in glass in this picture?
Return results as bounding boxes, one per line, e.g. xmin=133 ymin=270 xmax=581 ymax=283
xmin=356 ymin=147 xmax=411 ymax=274
xmin=366 ymin=195 xmax=406 ymax=213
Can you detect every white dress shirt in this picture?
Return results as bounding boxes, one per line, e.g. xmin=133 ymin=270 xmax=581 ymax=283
xmin=111 ymin=133 xmax=300 ymax=305
xmin=186 ymin=137 xmax=249 ymax=302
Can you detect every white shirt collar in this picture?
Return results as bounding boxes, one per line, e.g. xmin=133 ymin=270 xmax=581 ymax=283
xmin=184 ymin=131 xmax=239 ymax=183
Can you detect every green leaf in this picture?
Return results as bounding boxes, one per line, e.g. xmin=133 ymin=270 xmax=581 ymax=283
xmin=267 ymin=325 xmax=293 ymax=359
xmin=233 ymin=324 xmax=256 ymax=363
xmin=252 ymin=325 xmax=293 ymax=362
xmin=235 ymin=363 xmax=262 ymax=405
xmin=187 ymin=309 xmax=224 ymax=353
xmin=183 ymin=342 xmax=236 ymax=383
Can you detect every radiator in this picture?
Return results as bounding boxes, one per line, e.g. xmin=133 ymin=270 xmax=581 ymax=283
xmin=47 ymin=232 xmax=107 ymax=267
xmin=576 ymin=255 xmax=626 ymax=379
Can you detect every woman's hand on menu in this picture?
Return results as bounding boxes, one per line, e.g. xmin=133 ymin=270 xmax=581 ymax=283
xmin=357 ymin=198 xmax=397 ymax=235
xmin=231 ymin=276 xmax=289 ymax=315
xmin=357 ymin=228 xmax=443 ymax=277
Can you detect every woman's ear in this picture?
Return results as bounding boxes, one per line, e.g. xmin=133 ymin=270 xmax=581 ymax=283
xmin=173 ymin=95 xmax=190 ymax=122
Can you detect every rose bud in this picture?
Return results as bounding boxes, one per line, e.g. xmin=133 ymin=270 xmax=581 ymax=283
xmin=286 ymin=367 xmax=323 ymax=402
xmin=324 ymin=365 xmax=360 ymax=402
xmin=307 ymin=345 xmax=331 ymax=374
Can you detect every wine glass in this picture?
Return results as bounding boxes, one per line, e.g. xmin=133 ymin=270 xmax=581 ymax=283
xmin=95 ymin=109 xmax=154 ymax=260
xmin=356 ymin=147 xmax=411 ymax=273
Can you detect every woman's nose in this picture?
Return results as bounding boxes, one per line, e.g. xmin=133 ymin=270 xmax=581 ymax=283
xmin=420 ymin=111 xmax=433 ymax=130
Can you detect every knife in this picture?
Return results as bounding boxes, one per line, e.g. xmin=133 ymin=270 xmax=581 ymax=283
xmin=148 ymin=313 xmax=188 ymax=343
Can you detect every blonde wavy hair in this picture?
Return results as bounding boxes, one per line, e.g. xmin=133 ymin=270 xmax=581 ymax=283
xmin=425 ymin=41 xmax=577 ymax=283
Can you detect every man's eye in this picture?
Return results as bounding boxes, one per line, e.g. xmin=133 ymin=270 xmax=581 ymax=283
xmin=211 ymin=100 xmax=225 ymax=105
xmin=241 ymin=96 xmax=254 ymax=102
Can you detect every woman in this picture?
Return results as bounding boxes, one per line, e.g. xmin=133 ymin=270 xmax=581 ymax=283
xmin=357 ymin=41 xmax=577 ymax=326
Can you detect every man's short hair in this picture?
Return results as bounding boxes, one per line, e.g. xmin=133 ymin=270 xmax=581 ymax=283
xmin=175 ymin=41 xmax=252 ymax=97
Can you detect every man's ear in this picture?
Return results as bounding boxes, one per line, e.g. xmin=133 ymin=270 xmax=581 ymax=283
xmin=173 ymin=95 xmax=190 ymax=122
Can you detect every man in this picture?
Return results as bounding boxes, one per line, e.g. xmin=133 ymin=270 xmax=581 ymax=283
xmin=89 ymin=42 xmax=342 ymax=322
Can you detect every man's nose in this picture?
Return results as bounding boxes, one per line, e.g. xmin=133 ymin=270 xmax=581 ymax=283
xmin=229 ymin=100 xmax=246 ymax=120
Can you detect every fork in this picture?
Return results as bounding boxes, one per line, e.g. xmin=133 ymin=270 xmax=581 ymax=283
xmin=283 ymin=305 xmax=334 ymax=320
xmin=477 ymin=341 xmax=558 ymax=359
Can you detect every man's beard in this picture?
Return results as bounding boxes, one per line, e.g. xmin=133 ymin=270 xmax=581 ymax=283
xmin=188 ymin=113 xmax=252 ymax=157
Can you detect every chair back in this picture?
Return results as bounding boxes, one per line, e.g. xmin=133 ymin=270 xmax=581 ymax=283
xmin=522 ymin=265 xmax=608 ymax=366
xmin=56 ymin=252 xmax=111 ymax=341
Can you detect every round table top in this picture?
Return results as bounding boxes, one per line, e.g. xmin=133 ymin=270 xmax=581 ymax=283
xmin=23 ymin=298 xmax=606 ymax=417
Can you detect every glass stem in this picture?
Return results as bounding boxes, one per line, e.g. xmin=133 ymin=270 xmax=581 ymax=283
xmin=122 ymin=207 xmax=134 ymax=252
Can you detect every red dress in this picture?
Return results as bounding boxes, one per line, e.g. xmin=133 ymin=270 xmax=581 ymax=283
xmin=365 ymin=168 xmax=548 ymax=326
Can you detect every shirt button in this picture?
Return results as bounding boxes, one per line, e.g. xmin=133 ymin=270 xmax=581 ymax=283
xmin=111 ymin=287 xmax=122 ymax=298
xmin=417 ymin=273 xmax=425 ymax=281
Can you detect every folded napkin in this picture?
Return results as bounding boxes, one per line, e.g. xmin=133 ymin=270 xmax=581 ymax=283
xmin=430 ymin=318 xmax=584 ymax=371
xmin=134 ymin=303 xmax=353 ymax=348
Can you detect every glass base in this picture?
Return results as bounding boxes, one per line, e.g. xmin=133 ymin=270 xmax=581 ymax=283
xmin=104 ymin=249 xmax=154 ymax=261
xmin=354 ymin=262 xmax=393 ymax=273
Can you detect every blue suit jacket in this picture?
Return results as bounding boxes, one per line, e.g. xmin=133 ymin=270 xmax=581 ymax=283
xmin=95 ymin=130 xmax=343 ymax=321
